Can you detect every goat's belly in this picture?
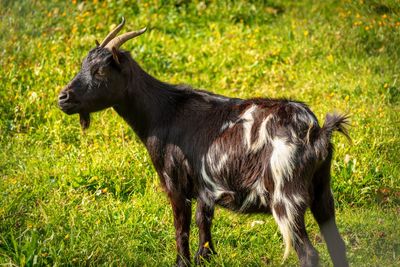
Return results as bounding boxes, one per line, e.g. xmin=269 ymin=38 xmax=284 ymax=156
xmin=201 ymin=152 xmax=273 ymax=213
xmin=213 ymin=188 xmax=272 ymax=214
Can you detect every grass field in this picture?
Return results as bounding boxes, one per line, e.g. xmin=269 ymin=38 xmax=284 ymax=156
xmin=1 ymin=0 xmax=399 ymax=266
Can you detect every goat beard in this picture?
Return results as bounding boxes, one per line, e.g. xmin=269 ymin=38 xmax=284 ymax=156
xmin=79 ymin=112 xmax=90 ymax=130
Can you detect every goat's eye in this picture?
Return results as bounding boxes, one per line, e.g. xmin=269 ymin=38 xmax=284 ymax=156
xmin=94 ymin=67 xmax=106 ymax=78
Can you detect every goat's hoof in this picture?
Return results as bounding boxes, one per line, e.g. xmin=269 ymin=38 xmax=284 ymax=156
xmin=194 ymin=247 xmax=216 ymax=265
xmin=175 ymin=256 xmax=191 ymax=267
xmin=300 ymin=252 xmax=319 ymax=267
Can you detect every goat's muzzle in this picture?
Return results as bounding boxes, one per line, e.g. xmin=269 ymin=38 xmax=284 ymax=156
xmin=58 ymin=89 xmax=79 ymax=115
xmin=58 ymin=89 xmax=90 ymax=130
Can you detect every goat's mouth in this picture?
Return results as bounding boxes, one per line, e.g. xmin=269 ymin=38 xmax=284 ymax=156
xmin=58 ymin=89 xmax=82 ymax=115
xmin=58 ymin=101 xmax=80 ymax=115
xmin=58 ymin=98 xmax=90 ymax=130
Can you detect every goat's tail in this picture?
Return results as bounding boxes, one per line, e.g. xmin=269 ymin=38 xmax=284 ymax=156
xmin=315 ymin=113 xmax=351 ymax=160
xmin=322 ymin=113 xmax=351 ymax=141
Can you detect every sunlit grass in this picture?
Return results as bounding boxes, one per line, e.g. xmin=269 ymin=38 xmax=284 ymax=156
xmin=1 ymin=0 xmax=399 ymax=265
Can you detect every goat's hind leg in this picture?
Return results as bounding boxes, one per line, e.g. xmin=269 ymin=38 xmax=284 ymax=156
xmin=272 ymin=198 xmax=319 ymax=267
xmin=311 ymin=163 xmax=348 ymax=267
xmin=194 ymin=198 xmax=216 ymax=265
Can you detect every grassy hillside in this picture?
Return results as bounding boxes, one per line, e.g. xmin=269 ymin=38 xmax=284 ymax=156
xmin=1 ymin=0 xmax=399 ymax=266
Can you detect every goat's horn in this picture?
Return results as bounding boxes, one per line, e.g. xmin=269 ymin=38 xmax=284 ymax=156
xmin=100 ymin=17 xmax=125 ymax=47
xmin=105 ymin=27 xmax=147 ymax=50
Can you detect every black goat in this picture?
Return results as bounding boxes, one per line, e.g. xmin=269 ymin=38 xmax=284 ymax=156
xmin=58 ymin=18 xmax=349 ymax=267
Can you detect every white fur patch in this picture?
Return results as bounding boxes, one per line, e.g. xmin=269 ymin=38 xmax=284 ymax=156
xmin=272 ymin=196 xmax=305 ymax=262
xmin=272 ymin=208 xmax=294 ymax=261
xmin=250 ymin=115 xmax=273 ymax=152
xmin=270 ymin=138 xmax=298 ymax=226
xmin=220 ymin=121 xmax=235 ymax=132
xmin=292 ymin=194 xmax=306 ymax=206
xmin=241 ymin=105 xmax=258 ymax=148
xmin=206 ymin=142 xmax=220 ymax=169
xmin=272 ymin=193 xmax=304 ymax=261
xmin=201 ymin=157 xmax=216 ymax=189
xmin=201 ymin=157 xmax=231 ymax=202
xmin=270 ymin=137 xmax=295 ymax=183
xmin=206 ymin=141 xmax=230 ymax=177
xmin=273 ymin=194 xmax=303 ymax=225
xmin=216 ymin=153 xmax=229 ymax=174
xmin=269 ymin=137 xmax=298 ymax=261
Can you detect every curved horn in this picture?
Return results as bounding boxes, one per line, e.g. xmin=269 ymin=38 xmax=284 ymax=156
xmin=105 ymin=27 xmax=147 ymax=50
xmin=100 ymin=17 xmax=125 ymax=47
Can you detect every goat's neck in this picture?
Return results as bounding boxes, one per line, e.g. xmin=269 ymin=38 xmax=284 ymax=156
xmin=113 ymin=59 xmax=180 ymax=142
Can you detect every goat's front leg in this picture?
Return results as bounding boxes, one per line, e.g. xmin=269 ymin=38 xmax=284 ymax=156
xmin=194 ymin=198 xmax=215 ymax=265
xmin=170 ymin=195 xmax=192 ymax=267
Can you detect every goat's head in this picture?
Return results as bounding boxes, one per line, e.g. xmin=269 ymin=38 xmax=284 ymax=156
xmin=58 ymin=17 xmax=146 ymax=129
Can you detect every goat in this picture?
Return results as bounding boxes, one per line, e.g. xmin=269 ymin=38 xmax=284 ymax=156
xmin=58 ymin=18 xmax=349 ymax=267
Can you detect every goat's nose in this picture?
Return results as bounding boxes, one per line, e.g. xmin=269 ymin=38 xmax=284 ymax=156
xmin=58 ymin=91 xmax=70 ymax=103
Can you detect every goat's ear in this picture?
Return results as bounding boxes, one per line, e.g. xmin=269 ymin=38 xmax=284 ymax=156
xmin=95 ymin=40 xmax=100 ymax=47
xmin=111 ymin=47 xmax=121 ymax=65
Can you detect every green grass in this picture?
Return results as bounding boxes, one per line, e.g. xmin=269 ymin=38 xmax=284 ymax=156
xmin=1 ymin=0 xmax=399 ymax=265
